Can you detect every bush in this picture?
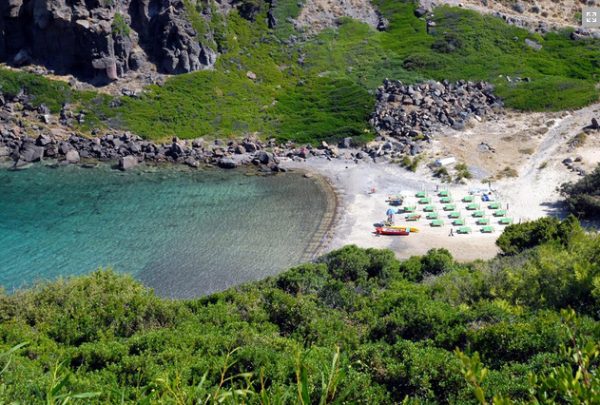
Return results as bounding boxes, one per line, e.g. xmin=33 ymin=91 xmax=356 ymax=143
xmin=496 ymin=216 xmax=581 ymax=255
xmin=560 ymin=164 xmax=600 ymax=219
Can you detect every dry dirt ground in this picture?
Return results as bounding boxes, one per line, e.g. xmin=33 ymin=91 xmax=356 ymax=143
xmin=296 ymin=0 xmax=380 ymax=33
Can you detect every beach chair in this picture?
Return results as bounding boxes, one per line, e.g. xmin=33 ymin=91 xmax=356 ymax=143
xmin=452 ymin=218 xmax=465 ymax=226
xmin=406 ymin=214 xmax=421 ymax=221
xmin=472 ymin=210 xmax=485 ymax=218
xmin=440 ymin=197 xmax=452 ymax=204
xmin=416 ymin=191 xmax=427 ymax=198
xmin=488 ymin=202 xmax=501 ymax=209
xmin=403 ymin=206 xmax=417 ymax=213
xmin=438 ymin=190 xmax=450 ymax=197
xmin=457 ymin=226 xmax=472 ymax=234
xmin=499 ymin=217 xmax=513 ymax=225
xmin=430 ymin=219 xmax=444 ymax=227
xmin=462 ymin=195 xmax=474 ymax=203
xmin=466 ymin=203 xmax=480 ymax=210
xmin=443 ymin=204 xmax=456 ymax=211
xmin=418 ymin=197 xmax=432 ymax=204
xmin=423 ymin=205 xmax=436 ymax=212
xmin=493 ymin=209 xmax=507 ymax=217
xmin=426 ymin=212 xmax=439 ymax=220
xmin=448 ymin=211 xmax=461 ymax=219
xmin=476 ymin=218 xmax=490 ymax=225
xmin=481 ymin=226 xmax=494 ymax=233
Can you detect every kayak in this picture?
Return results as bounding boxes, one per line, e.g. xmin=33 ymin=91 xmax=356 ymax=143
xmin=387 ymin=225 xmax=419 ymax=233
xmin=375 ymin=227 xmax=410 ymax=236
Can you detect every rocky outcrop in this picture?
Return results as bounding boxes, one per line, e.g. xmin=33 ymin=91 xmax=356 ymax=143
xmin=370 ymin=79 xmax=503 ymax=153
xmin=0 ymin=0 xmax=216 ymax=84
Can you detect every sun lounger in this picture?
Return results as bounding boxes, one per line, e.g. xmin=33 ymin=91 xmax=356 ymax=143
xmin=440 ymin=197 xmax=452 ymax=204
xmin=493 ymin=210 xmax=507 ymax=217
xmin=457 ymin=226 xmax=471 ymax=234
xmin=438 ymin=190 xmax=450 ymax=197
xmin=481 ymin=226 xmax=494 ymax=233
xmin=423 ymin=205 xmax=436 ymax=212
xmin=466 ymin=203 xmax=480 ymax=210
xmin=403 ymin=206 xmax=417 ymax=212
xmin=488 ymin=202 xmax=501 ymax=209
xmin=462 ymin=195 xmax=474 ymax=202
xmin=452 ymin=218 xmax=465 ymax=226
xmin=499 ymin=217 xmax=513 ymax=225
xmin=430 ymin=219 xmax=444 ymax=227
xmin=476 ymin=218 xmax=490 ymax=225
xmin=472 ymin=211 xmax=485 ymax=218
xmin=406 ymin=214 xmax=421 ymax=221
xmin=418 ymin=197 xmax=432 ymax=204
xmin=443 ymin=204 xmax=456 ymax=211
xmin=416 ymin=191 xmax=427 ymax=198
xmin=448 ymin=211 xmax=461 ymax=219
xmin=426 ymin=212 xmax=439 ymax=219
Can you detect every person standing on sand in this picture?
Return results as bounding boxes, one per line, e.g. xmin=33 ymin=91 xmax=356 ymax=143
xmin=449 ymin=228 xmax=454 ymax=237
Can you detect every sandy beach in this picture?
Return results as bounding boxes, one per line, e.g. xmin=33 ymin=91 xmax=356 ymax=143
xmin=282 ymin=102 xmax=600 ymax=262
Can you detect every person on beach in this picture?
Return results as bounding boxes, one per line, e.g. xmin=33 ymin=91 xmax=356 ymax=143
xmin=449 ymin=228 xmax=454 ymax=237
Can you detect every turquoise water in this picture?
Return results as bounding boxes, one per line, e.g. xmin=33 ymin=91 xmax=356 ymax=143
xmin=0 ymin=164 xmax=332 ymax=298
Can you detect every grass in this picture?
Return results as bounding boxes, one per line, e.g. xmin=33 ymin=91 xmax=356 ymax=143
xmin=0 ymin=0 xmax=597 ymax=142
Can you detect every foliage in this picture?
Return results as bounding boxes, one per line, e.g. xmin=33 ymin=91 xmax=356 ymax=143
xmin=112 ymin=13 xmax=131 ymax=37
xmin=1 ymin=218 xmax=599 ymax=402
xmin=560 ymin=164 xmax=600 ymax=219
xmin=496 ymin=215 xmax=582 ymax=255
xmin=454 ymin=162 xmax=472 ymax=182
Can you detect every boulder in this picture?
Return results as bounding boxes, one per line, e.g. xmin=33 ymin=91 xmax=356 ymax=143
xmin=217 ymin=157 xmax=238 ymax=169
xmin=65 ymin=149 xmax=80 ymax=163
xmin=414 ymin=7 xmax=427 ymax=18
xmin=118 ymin=155 xmax=138 ymax=170
xmin=19 ymin=144 xmax=44 ymax=162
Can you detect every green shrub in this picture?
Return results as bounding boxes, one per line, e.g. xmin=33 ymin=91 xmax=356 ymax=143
xmin=496 ymin=216 xmax=580 ymax=255
xmin=560 ymin=163 xmax=600 ymax=219
xmin=112 ymin=13 xmax=131 ymax=37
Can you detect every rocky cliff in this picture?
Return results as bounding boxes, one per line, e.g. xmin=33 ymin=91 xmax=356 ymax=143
xmin=0 ymin=0 xmax=218 ymax=84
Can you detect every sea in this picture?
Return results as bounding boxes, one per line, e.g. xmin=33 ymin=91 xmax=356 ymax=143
xmin=0 ymin=163 xmax=333 ymax=298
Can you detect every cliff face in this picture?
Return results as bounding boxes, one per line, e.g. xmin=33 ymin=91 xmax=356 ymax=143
xmin=0 ymin=0 xmax=218 ymax=84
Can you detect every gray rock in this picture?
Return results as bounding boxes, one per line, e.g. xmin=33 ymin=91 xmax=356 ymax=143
xmin=19 ymin=144 xmax=44 ymax=162
xmin=118 ymin=155 xmax=138 ymax=170
xmin=414 ymin=7 xmax=427 ymax=18
xmin=217 ymin=157 xmax=238 ymax=169
xmin=65 ymin=149 xmax=80 ymax=163
xmin=36 ymin=134 xmax=52 ymax=146
xmin=184 ymin=157 xmax=199 ymax=168
xmin=524 ymin=38 xmax=542 ymax=51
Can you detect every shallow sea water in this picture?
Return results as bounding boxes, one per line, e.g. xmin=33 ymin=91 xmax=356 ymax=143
xmin=0 ymin=164 xmax=331 ymax=298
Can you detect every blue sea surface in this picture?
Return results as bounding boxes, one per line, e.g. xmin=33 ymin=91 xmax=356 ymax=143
xmin=0 ymin=164 xmax=331 ymax=298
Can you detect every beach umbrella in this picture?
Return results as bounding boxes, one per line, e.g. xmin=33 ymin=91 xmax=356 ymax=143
xmin=386 ymin=208 xmax=395 ymax=216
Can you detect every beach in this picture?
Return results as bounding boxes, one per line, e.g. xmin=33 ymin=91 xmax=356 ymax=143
xmin=283 ymin=101 xmax=600 ymax=262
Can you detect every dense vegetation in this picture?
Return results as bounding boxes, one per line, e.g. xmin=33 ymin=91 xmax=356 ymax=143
xmin=561 ymin=163 xmax=600 ymax=219
xmin=0 ymin=217 xmax=599 ymax=403
xmin=0 ymin=1 xmax=598 ymax=143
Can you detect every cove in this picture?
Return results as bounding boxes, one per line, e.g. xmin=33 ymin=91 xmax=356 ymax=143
xmin=0 ymin=164 xmax=334 ymax=298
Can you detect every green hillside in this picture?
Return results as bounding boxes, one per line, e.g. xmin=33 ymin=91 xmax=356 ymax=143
xmin=0 ymin=1 xmax=598 ymax=143
xmin=0 ymin=216 xmax=599 ymax=403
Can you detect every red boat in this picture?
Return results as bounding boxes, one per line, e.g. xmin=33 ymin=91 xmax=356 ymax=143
xmin=375 ymin=227 xmax=410 ymax=236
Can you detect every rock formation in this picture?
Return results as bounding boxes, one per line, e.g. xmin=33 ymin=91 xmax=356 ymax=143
xmin=371 ymin=79 xmax=503 ymax=153
xmin=0 ymin=0 xmax=217 ymax=84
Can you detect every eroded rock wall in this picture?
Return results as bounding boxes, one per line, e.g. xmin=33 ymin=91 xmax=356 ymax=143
xmin=0 ymin=0 xmax=217 ymax=83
